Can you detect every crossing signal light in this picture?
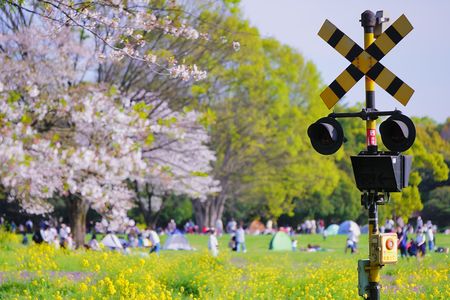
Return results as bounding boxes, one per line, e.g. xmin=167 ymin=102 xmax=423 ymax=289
xmin=379 ymin=114 xmax=416 ymax=153
xmin=308 ymin=117 xmax=344 ymax=155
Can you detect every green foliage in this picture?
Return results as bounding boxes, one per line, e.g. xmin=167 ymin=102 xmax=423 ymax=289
xmin=328 ymin=172 xmax=362 ymax=222
xmin=422 ymin=186 xmax=450 ymax=227
xmin=199 ymin=30 xmax=341 ymax=220
xmin=410 ymin=118 xmax=450 ymax=183
xmin=155 ymin=195 xmax=194 ymax=227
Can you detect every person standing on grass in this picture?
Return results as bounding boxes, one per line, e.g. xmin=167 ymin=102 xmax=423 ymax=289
xmin=385 ymin=218 xmax=394 ymax=233
xmin=167 ymin=219 xmax=177 ymax=234
xmin=149 ymin=227 xmax=161 ymax=255
xmin=215 ymin=218 xmax=223 ymax=237
xmin=292 ymin=239 xmax=298 ymax=252
xmin=227 ymin=218 xmax=237 ymax=234
xmin=25 ymin=219 xmax=33 ymax=234
xmin=416 ymin=227 xmax=426 ymax=257
xmin=397 ymin=226 xmax=408 ymax=258
xmin=416 ymin=216 xmax=423 ymax=233
xmin=208 ymin=229 xmax=219 ymax=257
xmin=426 ymin=224 xmax=434 ymax=252
xmin=236 ymin=223 xmax=247 ymax=253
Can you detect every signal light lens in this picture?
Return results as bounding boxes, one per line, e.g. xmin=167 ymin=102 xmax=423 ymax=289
xmin=307 ymin=117 xmax=344 ymax=155
xmin=386 ymin=238 xmax=394 ymax=250
xmin=380 ymin=114 xmax=416 ymax=153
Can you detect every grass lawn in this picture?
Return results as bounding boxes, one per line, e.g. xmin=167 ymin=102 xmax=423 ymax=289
xmin=0 ymin=231 xmax=448 ymax=299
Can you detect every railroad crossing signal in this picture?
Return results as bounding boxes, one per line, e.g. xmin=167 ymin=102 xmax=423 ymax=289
xmin=310 ymin=11 xmax=417 ymax=300
xmin=318 ymin=14 xmax=414 ymax=109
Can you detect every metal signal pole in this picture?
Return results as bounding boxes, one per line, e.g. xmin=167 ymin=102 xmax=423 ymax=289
xmin=361 ymin=10 xmax=380 ymax=300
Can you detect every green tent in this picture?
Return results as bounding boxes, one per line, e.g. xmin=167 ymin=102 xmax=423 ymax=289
xmin=269 ymin=232 xmax=292 ymax=251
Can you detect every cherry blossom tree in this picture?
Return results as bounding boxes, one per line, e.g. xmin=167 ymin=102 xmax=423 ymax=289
xmin=0 ymin=1 xmax=220 ymax=246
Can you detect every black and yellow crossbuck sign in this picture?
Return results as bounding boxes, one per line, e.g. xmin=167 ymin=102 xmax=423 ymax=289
xmin=318 ymin=15 xmax=414 ymax=109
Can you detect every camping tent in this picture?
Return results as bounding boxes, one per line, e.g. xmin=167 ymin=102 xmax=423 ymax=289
xmin=324 ymin=224 xmax=339 ymax=236
xmin=269 ymin=231 xmax=292 ymax=251
xmin=338 ymin=221 xmax=361 ymax=235
xmin=163 ymin=233 xmax=194 ymax=250
xmin=248 ymin=220 xmax=265 ymax=235
xmin=101 ymin=234 xmax=123 ymax=249
xmin=361 ymin=224 xmax=369 ymax=234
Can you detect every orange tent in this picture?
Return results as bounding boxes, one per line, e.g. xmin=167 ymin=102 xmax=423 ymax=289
xmin=248 ymin=220 xmax=265 ymax=235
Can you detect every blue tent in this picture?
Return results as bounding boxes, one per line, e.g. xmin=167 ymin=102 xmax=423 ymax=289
xmin=361 ymin=224 xmax=369 ymax=234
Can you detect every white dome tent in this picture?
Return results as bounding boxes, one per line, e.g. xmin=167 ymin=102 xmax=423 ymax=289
xmin=338 ymin=220 xmax=361 ymax=236
xmin=163 ymin=233 xmax=194 ymax=251
xmin=101 ymin=234 xmax=123 ymax=249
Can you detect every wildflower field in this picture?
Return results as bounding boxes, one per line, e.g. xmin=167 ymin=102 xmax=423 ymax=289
xmin=0 ymin=231 xmax=448 ymax=299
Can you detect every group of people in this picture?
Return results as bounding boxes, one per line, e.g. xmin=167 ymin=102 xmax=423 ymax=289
xmin=208 ymin=221 xmax=247 ymax=257
xmin=30 ymin=221 xmax=75 ymax=249
xmin=1 ymin=215 xmax=443 ymax=260
xmin=297 ymin=219 xmax=326 ymax=235
xmin=397 ymin=217 xmax=437 ymax=258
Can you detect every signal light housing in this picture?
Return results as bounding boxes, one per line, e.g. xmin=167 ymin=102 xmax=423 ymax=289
xmin=307 ymin=117 xmax=344 ymax=155
xmin=380 ymin=114 xmax=416 ymax=153
xmin=351 ymin=153 xmax=412 ymax=192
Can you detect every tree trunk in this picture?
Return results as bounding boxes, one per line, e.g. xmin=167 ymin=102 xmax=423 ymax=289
xmin=133 ymin=182 xmax=163 ymax=229
xmin=193 ymin=199 xmax=210 ymax=229
xmin=193 ymin=193 xmax=228 ymax=229
xmin=142 ymin=202 xmax=163 ymax=229
xmin=69 ymin=195 xmax=89 ymax=248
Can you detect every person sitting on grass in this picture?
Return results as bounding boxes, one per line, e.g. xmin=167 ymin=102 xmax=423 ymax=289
xmin=149 ymin=227 xmax=161 ymax=255
xmin=88 ymin=234 xmax=101 ymax=251
xmin=407 ymin=238 xmax=417 ymax=257
xmin=307 ymin=244 xmax=322 ymax=252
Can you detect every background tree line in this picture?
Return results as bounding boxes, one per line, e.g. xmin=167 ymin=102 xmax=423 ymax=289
xmin=0 ymin=0 xmax=448 ymax=233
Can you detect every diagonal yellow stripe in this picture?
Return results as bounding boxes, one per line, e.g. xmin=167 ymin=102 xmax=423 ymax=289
xmin=318 ymin=20 xmax=336 ymax=42
xmin=318 ymin=20 xmax=361 ymax=60
xmin=394 ymin=83 xmax=414 ymax=106
xmin=369 ymin=64 xmax=415 ymax=105
xmin=320 ymin=86 xmax=340 ymax=110
xmin=374 ymin=34 xmax=396 ymax=55
xmin=374 ymin=67 xmax=396 ymax=90
xmin=393 ymin=14 xmax=414 ymax=37
xmin=335 ymin=35 xmax=357 ymax=59
xmin=335 ymin=69 xmax=358 ymax=92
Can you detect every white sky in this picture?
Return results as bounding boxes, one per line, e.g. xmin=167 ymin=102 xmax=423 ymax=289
xmin=240 ymin=0 xmax=450 ymax=123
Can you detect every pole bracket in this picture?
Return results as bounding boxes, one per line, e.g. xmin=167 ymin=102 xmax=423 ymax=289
xmin=328 ymin=109 xmax=402 ymax=121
